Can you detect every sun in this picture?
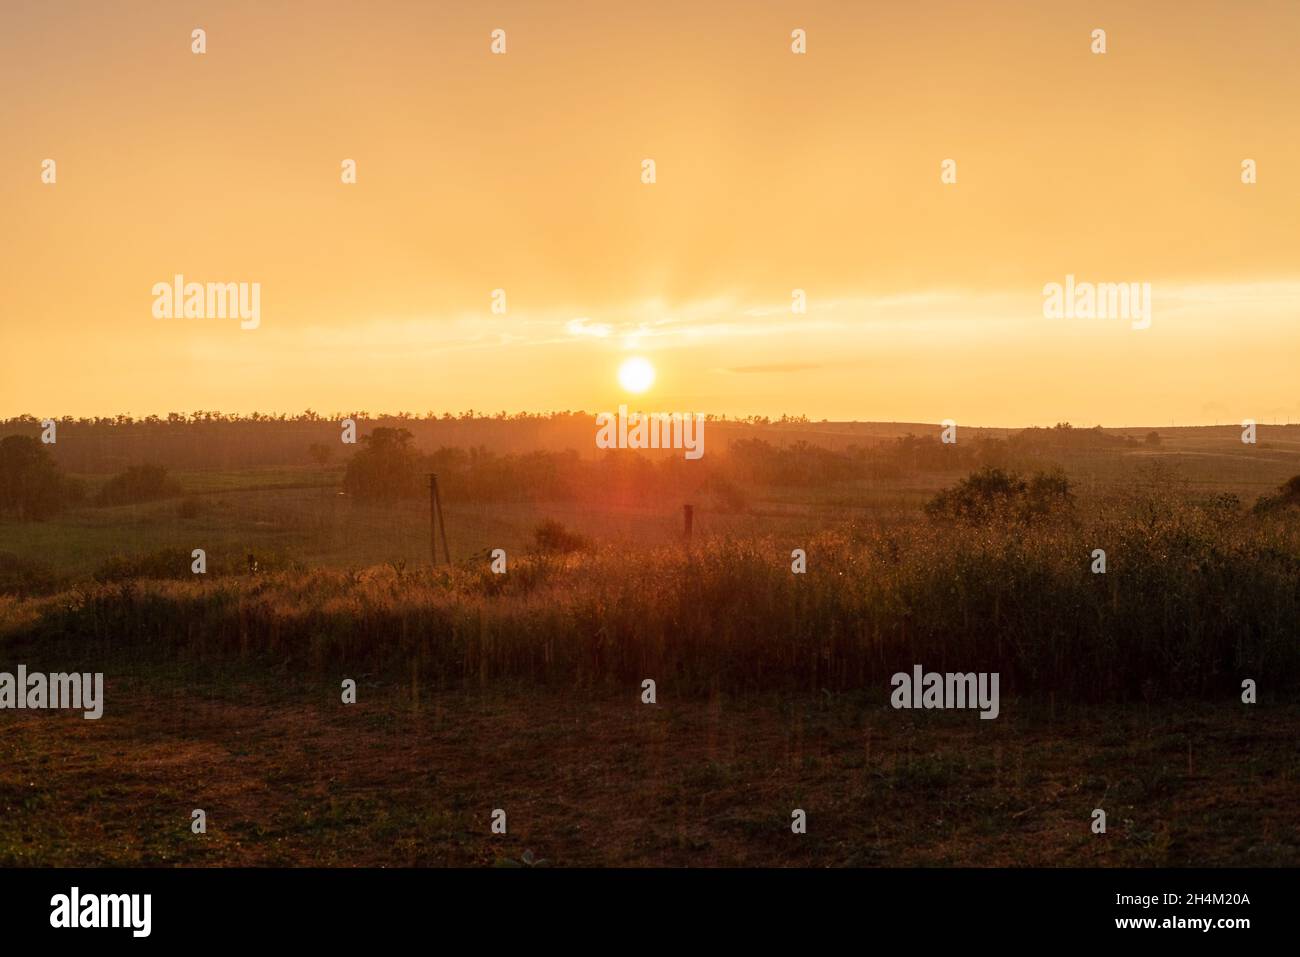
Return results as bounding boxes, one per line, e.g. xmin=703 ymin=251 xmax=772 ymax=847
xmin=617 ymin=356 xmax=656 ymax=394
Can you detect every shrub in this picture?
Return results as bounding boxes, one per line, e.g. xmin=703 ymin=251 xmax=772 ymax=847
xmin=93 ymin=547 xmax=197 ymax=583
xmin=704 ymin=475 xmax=748 ymax=514
xmin=1197 ymin=492 xmax=1241 ymax=524
xmin=0 ymin=552 xmax=59 ymax=595
xmin=92 ymin=547 xmax=302 ymax=582
xmin=925 ymin=467 xmax=1073 ymax=524
xmin=0 ymin=435 xmax=82 ymax=520
xmin=532 ymin=519 xmax=590 ymax=554
xmin=95 ymin=464 xmax=182 ymax=506
xmin=343 ymin=428 xmax=422 ymax=500
xmin=1254 ymin=475 xmax=1300 ymax=514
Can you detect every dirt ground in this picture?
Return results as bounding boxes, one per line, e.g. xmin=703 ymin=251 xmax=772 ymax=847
xmin=2 ymin=666 xmax=1295 ymax=867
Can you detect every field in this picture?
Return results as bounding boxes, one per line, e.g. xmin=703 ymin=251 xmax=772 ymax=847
xmin=1 ymin=420 xmax=1299 ymax=866
xmin=3 ymin=677 xmax=1295 ymax=867
xmin=5 ymin=424 xmax=1300 ymax=575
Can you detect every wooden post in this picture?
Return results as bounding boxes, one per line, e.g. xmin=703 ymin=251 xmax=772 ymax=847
xmin=434 ymin=475 xmax=444 ymax=564
xmin=683 ymin=503 xmax=694 ymax=542
xmin=429 ymin=474 xmax=451 ymax=565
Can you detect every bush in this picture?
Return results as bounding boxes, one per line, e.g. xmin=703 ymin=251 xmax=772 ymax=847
xmin=95 ymin=464 xmax=182 ymax=506
xmin=1197 ymin=492 xmax=1241 ymax=524
xmin=92 ymin=547 xmax=302 ymax=582
xmin=925 ymin=467 xmax=1074 ymax=524
xmin=0 ymin=552 xmax=59 ymax=595
xmin=93 ymin=547 xmax=197 ymax=583
xmin=307 ymin=443 xmax=333 ymax=467
xmin=532 ymin=519 xmax=590 ymax=554
xmin=343 ymin=428 xmax=422 ymax=500
xmin=0 ymin=435 xmax=82 ymax=520
xmin=704 ymin=475 xmax=748 ymax=514
xmin=1254 ymin=475 xmax=1300 ymax=514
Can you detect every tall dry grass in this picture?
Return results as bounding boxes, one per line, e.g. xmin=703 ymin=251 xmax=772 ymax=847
xmin=5 ymin=501 xmax=1297 ymax=702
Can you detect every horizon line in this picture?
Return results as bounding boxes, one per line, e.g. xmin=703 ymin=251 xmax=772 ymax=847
xmin=2 ymin=411 xmax=1297 ymax=432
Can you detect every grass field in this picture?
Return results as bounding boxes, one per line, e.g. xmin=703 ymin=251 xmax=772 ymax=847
xmin=2 ymin=665 xmax=1294 ymax=867
xmin=2 ymin=424 xmax=1298 ymax=580
xmin=1 ymin=423 xmax=1298 ymax=866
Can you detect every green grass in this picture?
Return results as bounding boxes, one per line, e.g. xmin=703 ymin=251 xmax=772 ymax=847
xmin=9 ymin=430 xmax=1299 ymax=583
xmin=1 ymin=470 xmax=914 ymax=580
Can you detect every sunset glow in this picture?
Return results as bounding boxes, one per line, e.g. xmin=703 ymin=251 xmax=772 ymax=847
xmin=2 ymin=0 xmax=1298 ymax=425
xmin=617 ymin=357 xmax=656 ymax=395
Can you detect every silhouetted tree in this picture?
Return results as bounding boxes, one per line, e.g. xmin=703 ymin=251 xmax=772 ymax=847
xmin=925 ymin=467 xmax=1073 ymax=524
xmin=342 ymin=428 xmax=422 ymax=500
xmin=0 ymin=436 xmax=82 ymax=520
xmin=95 ymin=464 xmax=181 ymax=506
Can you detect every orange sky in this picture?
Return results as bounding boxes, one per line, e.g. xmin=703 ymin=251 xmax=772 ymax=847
xmin=2 ymin=0 xmax=1298 ymax=426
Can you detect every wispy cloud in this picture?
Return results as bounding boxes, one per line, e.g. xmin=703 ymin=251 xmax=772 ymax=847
xmin=721 ymin=362 xmax=826 ymax=374
xmin=191 ymin=279 xmax=1300 ymax=368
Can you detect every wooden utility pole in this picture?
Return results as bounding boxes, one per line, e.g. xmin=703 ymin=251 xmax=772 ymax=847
xmin=429 ymin=473 xmax=451 ymax=564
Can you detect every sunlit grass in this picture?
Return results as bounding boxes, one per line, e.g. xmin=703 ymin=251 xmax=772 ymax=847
xmin=6 ymin=502 xmax=1296 ymax=702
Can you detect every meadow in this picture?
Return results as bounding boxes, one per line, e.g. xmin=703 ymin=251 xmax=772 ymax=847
xmin=1 ymin=418 xmax=1298 ymax=866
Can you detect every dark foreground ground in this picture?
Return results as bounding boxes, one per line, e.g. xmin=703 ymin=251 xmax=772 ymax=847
xmin=1 ymin=661 xmax=1295 ymax=867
